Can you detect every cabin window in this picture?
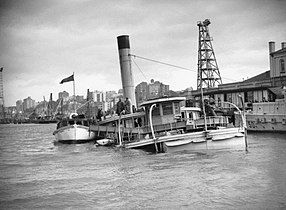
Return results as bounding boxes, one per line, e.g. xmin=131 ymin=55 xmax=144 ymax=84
xmin=83 ymin=121 xmax=88 ymax=126
xmin=134 ymin=117 xmax=143 ymax=127
xmin=181 ymin=112 xmax=185 ymax=120
xmin=162 ymin=103 xmax=173 ymax=115
xmin=151 ymin=105 xmax=160 ymax=116
xmin=62 ymin=120 xmax=68 ymax=126
xmin=280 ymin=59 xmax=285 ymax=73
xmin=174 ymin=102 xmax=180 ymax=114
xmin=76 ymin=121 xmax=82 ymax=125
xmin=69 ymin=121 xmax=75 ymax=125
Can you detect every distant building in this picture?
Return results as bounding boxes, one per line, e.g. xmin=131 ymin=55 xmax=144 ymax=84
xmin=91 ymin=90 xmax=106 ymax=103
xmin=16 ymin=100 xmax=23 ymax=113
xmin=87 ymin=91 xmax=94 ymax=101
xmin=118 ymin=89 xmax=123 ymax=95
xmin=191 ymin=41 xmax=286 ymax=108
xmin=148 ymin=79 xmax=169 ymax=99
xmin=135 ymin=79 xmax=170 ymax=106
xmin=106 ymin=91 xmax=117 ymax=102
xmin=23 ymin=96 xmax=35 ymax=111
xmin=135 ymin=82 xmax=148 ymax=106
xmin=75 ymin=95 xmax=84 ymax=103
xmin=58 ymin=91 xmax=69 ymax=102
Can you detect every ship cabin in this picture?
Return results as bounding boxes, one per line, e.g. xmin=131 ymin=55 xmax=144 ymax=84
xmin=91 ymin=96 xmax=232 ymax=142
xmin=98 ymin=111 xmax=146 ymax=129
xmin=180 ymin=106 xmax=230 ymax=130
xmin=139 ymin=97 xmax=187 ymax=133
xmin=180 ymin=106 xmax=201 ymax=129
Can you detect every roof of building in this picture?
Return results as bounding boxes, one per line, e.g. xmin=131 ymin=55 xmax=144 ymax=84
xmin=243 ymin=70 xmax=270 ymax=83
xmin=270 ymin=48 xmax=286 ymax=55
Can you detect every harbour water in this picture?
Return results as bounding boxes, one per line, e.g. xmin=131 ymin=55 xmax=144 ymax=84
xmin=0 ymin=124 xmax=285 ymax=209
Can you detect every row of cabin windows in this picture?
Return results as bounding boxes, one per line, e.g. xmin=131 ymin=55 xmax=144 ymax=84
xmin=59 ymin=120 xmax=89 ymax=127
xmin=151 ymin=102 xmax=181 ymax=116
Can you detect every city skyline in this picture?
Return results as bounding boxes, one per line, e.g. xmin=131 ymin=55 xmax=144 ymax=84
xmin=1 ymin=0 xmax=286 ymax=106
xmin=12 ymin=78 xmax=174 ymax=107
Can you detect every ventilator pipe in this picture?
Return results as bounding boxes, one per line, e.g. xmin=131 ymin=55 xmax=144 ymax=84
xmin=221 ymin=101 xmax=248 ymax=151
xmin=149 ymin=104 xmax=158 ymax=153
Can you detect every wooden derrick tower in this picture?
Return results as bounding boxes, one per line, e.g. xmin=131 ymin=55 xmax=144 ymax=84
xmin=197 ymin=19 xmax=222 ymax=89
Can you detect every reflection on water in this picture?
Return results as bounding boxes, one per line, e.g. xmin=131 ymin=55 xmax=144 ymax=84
xmin=0 ymin=124 xmax=285 ymax=209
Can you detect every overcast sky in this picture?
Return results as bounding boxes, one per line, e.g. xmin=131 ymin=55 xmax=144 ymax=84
xmin=1 ymin=0 xmax=286 ymax=106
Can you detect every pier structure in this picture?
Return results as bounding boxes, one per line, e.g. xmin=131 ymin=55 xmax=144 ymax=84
xmin=117 ymin=35 xmax=137 ymax=112
xmin=197 ymin=19 xmax=222 ymax=89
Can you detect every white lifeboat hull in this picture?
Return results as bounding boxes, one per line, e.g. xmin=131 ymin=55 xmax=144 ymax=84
xmin=96 ymin=138 xmax=115 ymax=146
xmin=53 ymin=124 xmax=96 ymax=143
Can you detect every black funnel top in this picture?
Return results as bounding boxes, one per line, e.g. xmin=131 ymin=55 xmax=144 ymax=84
xmin=117 ymin=35 xmax=130 ymax=49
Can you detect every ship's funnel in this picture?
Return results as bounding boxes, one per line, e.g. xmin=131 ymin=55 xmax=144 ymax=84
xmin=117 ymin=35 xmax=136 ymax=112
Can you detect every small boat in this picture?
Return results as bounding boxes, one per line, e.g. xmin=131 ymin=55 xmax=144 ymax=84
xmin=96 ymin=138 xmax=115 ymax=146
xmin=53 ymin=74 xmax=96 ymax=143
xmin=53 ymin=113 xmax=95 ymax=143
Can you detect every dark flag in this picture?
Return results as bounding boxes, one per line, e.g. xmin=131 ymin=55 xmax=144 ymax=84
xmin=60 ymin=74 xmax=74 ymax=84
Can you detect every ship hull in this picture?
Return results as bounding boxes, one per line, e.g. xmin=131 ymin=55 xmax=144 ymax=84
xmin=53 ymin=124 xmax=96 ymax=143
xmin=163 ymin=128 xmax=245 ymax=153
xmin=123 ymin=127 xmax=246 ymax=153
xmin=246 ymin=114 xmax=286 ymax=132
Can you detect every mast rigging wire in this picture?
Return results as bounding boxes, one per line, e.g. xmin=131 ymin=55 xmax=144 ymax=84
xmin=129 ymin=54 xmax=195 ymax=72
xmin=131 ymin=56 xmax=148 ymax=80
xmin=129 ymin=54 xmax=236 ymax=82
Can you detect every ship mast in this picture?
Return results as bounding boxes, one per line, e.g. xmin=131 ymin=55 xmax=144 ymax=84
xmin=72 ymin=72 xmax=76 ymax=113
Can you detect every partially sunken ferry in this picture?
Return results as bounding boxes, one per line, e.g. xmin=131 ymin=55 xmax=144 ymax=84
xmin=90 ymin=35 xmax=247 ymax=153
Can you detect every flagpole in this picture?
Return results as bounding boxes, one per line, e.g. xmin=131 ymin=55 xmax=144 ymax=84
xmin=73 ymin=72 xmax=76 ymax=113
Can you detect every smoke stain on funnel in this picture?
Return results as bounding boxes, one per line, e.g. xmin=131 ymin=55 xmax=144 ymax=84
xmin=117 ymin=35 xmax=130 ymax=49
